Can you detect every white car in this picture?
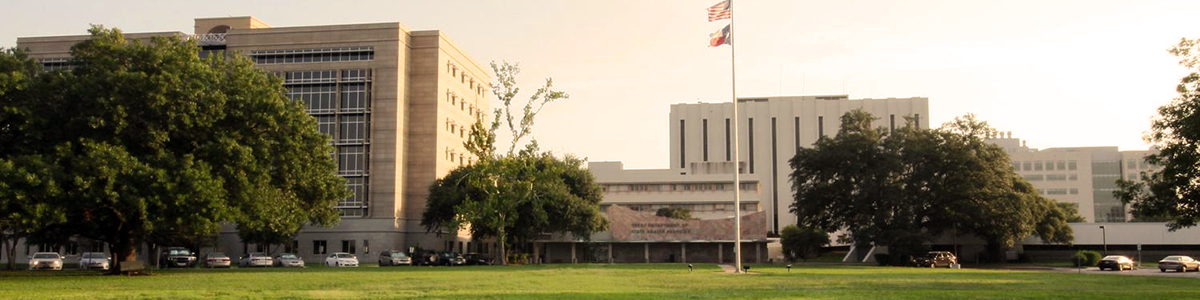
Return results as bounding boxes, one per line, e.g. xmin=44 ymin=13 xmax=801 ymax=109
xmin=239 ymin=253 xmax=273 ymax=268
xmin=78 ymin=252 xmax=110 ymax=270
xmin=28 ymin=252 xmax=63 ymax=270
xmin=325 ymin=252 xmax=358 ymax=267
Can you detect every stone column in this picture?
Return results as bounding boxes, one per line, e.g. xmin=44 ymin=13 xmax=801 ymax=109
xmin=608 ymin=243 xmax=613 ymax=264
xmin=718 ymin=243 xmax=724 ymax=264
xmin=533 ymin=242 xmax=540 ymax=264
xmin=755 ymin=242 xmax=762 ymax=264
xmin=644 ymin=243 xmax=650 ymax=263
xmin=571 ymin=243 xmax=577 ymax=264
xmin=682 ymin=243 xmax=687 ymax=263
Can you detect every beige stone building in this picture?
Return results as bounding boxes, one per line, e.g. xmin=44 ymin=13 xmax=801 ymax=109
xmin=15 ymin=16 xmax=491 ymax=262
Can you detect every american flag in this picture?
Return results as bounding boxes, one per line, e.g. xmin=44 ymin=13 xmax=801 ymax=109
xmin=707 ymin=0 xmax=731 ymax=22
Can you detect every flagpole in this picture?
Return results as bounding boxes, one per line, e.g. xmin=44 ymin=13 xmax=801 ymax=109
xmin=730 ymin=1 xmax=742 ymax=274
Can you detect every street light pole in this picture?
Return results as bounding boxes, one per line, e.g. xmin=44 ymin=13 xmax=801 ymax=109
xmin=1099 ymin=225 xmax=1107 ymax=256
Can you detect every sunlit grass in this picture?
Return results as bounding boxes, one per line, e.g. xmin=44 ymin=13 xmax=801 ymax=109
xmin=0 ymin=263 xmax=1193 ymax=299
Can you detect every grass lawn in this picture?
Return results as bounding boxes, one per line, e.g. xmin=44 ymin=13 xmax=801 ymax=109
xmin=0 ymin=263 xmax=1195 ymax=299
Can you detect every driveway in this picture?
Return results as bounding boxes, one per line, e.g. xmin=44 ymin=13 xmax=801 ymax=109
xmin=1052 ymin=266 xmax=1200 ymax=278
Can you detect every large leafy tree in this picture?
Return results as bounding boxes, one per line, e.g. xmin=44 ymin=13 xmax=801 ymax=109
xmin=779 ymin=225 xmax=829 ymax=262
xmin=0 ymin=27 xmax=348 ymax=273
xmin=790 ymin=111 xmax=1072 ymax=264
xmin=1117 ymin=38 xmax=1200 ymax=229
xmin=423 ymin=61 xmax=607 ymax=265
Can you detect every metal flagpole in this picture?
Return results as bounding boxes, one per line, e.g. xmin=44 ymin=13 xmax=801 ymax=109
xmin=730 ymin=1 xmax=742 ymax=274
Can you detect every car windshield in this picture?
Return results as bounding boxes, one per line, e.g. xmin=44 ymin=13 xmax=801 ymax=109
xmin=337 ymin=253 xmax=356 ymax=259
xmin=33 ymin=253 xmax=58 ymax=259
xmin=209 ymin=252 xmax=227 ymax=258
xmin=1163 ymin=256 xmax=1183 ymax=261
xmin=281 ymin=254 xmax=297 ymax=259
xmin=168 ymin=249 xmax=190 ymax=256
xmin=250 ymin=254 xmax=269 ymax=258
xmin=393 ymin=252 xmax=408 ymax=257
xmin=84 ymin=253 xmax=106 ymax=258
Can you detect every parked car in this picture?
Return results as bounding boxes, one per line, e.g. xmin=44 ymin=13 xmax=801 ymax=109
xmin=325 ymin=252 xmax=359 ymax=267
xmin=1098 ymin=255 xmax=1135 ymax=271
xmin=239 ymin=253 xmax=273 ymax=268
xmin=204 ymin=252 xmax=231 ymax=268
xmin=463 ymin=253 xmax=492 ymax=266
xmin=28 ymin=252 xmax=63 ymax=270
xmin=1159 ymin=255 xmax=1200 ymax=272
xmin=275 ymin=253 xmax=305 ymax=268
xmin=439 ymin=252 xmax=466 ymax=266
xmin=160 ymin=247 xmax=197 ymax=268
xmin=412 ymin=250 xmax=440 ymax=266
xmin=379 ymin=250 xmax=412 ymax=266
xmin=912 ymin=251 xmax=957 ymax=268
xmin=78 ymin=252 xmax=110 ymax=270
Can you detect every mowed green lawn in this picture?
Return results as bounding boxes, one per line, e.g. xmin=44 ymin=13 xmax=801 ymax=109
xmin=0 ymin=263 xmax=1194 ymax=299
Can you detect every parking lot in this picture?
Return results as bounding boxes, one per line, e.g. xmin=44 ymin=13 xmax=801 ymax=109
xmin=1053 ymin=266 xmax=1200 ymax=278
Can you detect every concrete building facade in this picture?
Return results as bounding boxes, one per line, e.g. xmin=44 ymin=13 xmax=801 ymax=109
xmin=669 ymin=95 xmax=930 ymax=234
xmin=13 ymin=16 xmax=490 ymax=262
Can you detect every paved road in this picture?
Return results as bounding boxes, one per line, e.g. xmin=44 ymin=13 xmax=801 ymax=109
xmin=1052 ymin=266 xmax=1200 ymax=278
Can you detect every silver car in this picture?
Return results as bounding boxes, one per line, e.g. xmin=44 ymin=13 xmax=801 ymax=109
xmin=239 ymin=253 xmax=273 ymax=268
xmin=78 ymin=252 xmax=110 ymax=270
xmin=204 ymin=252 xmax=232 ymax=268
xmin=275 ymin=253 xmax=305 ymax=268
xmin=379 ymin=250 xmax=412 ymax=266
xmin=28 ymin=252 xmax=63 ymax=270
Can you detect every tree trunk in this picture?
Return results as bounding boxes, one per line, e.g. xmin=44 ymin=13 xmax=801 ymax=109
xmin=108 ymin=231 xmax=141 ymax=275
xmin=4 ymin=236 xmax=18 ymax=270
xmin=498 ymin=228 xmax=507 ymax=265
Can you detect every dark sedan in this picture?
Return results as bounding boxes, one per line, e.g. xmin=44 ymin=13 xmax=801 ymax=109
xmin=1098 ymin=255 xmax=1134 ymax=271
xmin=463 ymin=253 xmax=492 ymax=265
xmin=1159 ymin=255 xmax=1200 ymax=272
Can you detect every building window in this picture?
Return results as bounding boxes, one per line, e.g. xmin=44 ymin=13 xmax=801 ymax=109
xmin=313 ymin=240 xmax=327 ymax=255
xmin=1024 ymin=174 xmax=1044 ymax=181
xmin=914 ymin=114 xmax=920 ymax=128
xmin=679 ymin=120 xmax=686 ymax=168
xmin=363 ymin=240 xmax=370 ymax=254
xmin=818 ymin=116 xmax=824 ymax=138
xmin=794 ymin=117 xmax=800 ymax=151
xmin=703 ymin=119 xmax=709 ymax=162
xmin=1057 ymin=160 xmax=1066 ymax=170
xmin=340 ymin=83 xmax=369 ymax=113
xmin=889 ymin=114 xmax=895 ymax=133
xmin=748 ymin=118 xmax=754 ymax=174
xmin=250 ymin=47 xmax=375 ymax=65
xmin=338 ymin=146 xmax=366 ymax=175
xmin=725 ymin=118 xmax=731 ymax=161
xmin=1069 ymin=174 xmax=1078 ymax=181
xmin=1034 ymin=161 xmax=1044 ymax=171
xmin=1023 ymin=161 xmax=1031 ymax=171
xmin=1046 ymin=174 xmax=1067 ymax=181
xmin=1068 ymin=160 xmax=1077 ymax=170
xmin=1069 ymin=188 xmax=1079 ymax=195
xmin=342 ymin=240 xmax=356 ymax=254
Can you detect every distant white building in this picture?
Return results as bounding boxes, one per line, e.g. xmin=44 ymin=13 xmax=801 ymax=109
xmin=589 ymin=161 xmax=763 ymax=220
xmin=669 ymin=95 xmax=930 ymax=234
xmin=986 ymin=135 xmax=1157 ymax=222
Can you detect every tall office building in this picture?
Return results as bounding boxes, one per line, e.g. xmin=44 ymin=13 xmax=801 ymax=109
xmin=669 ymin=95 xmax=930 ymax=234
xmin=15 ymin=16 xmax=491 ymax=261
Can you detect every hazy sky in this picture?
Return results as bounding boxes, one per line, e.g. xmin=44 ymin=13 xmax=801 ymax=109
xmin=3 ymin=0 xmax=1197 ymax=169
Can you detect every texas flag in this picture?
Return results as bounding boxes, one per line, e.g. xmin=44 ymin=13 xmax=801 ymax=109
xmin=708 ymin=24 xmax=731 ymax=47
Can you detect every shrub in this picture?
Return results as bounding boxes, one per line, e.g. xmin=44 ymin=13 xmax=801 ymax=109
xmin=1017 ymin=253 xmax=1033 ymax=263
xmin=874 ymin=254 xmax=890 ymax=266
xmin=1072 ymin=250 xmax=1102 ymax=267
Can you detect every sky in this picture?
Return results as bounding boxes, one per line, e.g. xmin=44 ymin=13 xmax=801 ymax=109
xmin=3 ymin=0 xmax=1198 ymax=169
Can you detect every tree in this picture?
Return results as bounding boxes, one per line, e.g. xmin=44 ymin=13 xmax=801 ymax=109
xmin=0 ymin=27 xmax=348 ymax=273
xmin=1056 ymin=203 xmax=1087 ymax=223
xmin=1116 ymin=37 xmax=1200 ymax=230
xmin=423 ymin=61 xmax=606 ymax=265
xmin=779 ymin=225 xmax=829 ymax=262
xmin=791 ymin=111 xmax=1073 ymax=264
xmin=655 ymin=207 xmax=693 ymax=220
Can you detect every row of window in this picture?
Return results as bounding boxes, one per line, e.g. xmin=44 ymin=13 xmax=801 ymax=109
xmin=309 ymin=240 xmax=368 ymax=255
xmin=601 ymin=183 xmax=759 ymax=193
xmin=446 ymin=90 xmax=486 ymax=120
xmin=446 ymin=62 xmax=487 ymax=97
xmin=1013 ymin=160 xmax=1079 ymax=172
xmin=1023 ymin=174 xmax=1079 ymax=181
xmin=250 ymin=47 xmax=375 ymax=65
xmin=1037 ymin=188 xmax=1080 ymax=195
xmin=615 ymin=203 xmax=759 ymax=213
xmin=286 ymin=83 xmax=370 ymax=114
xmin=314 ymin=115 xmax=368 ymax=143
xmin=444 ymin=148 xmax=474 ymax=166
